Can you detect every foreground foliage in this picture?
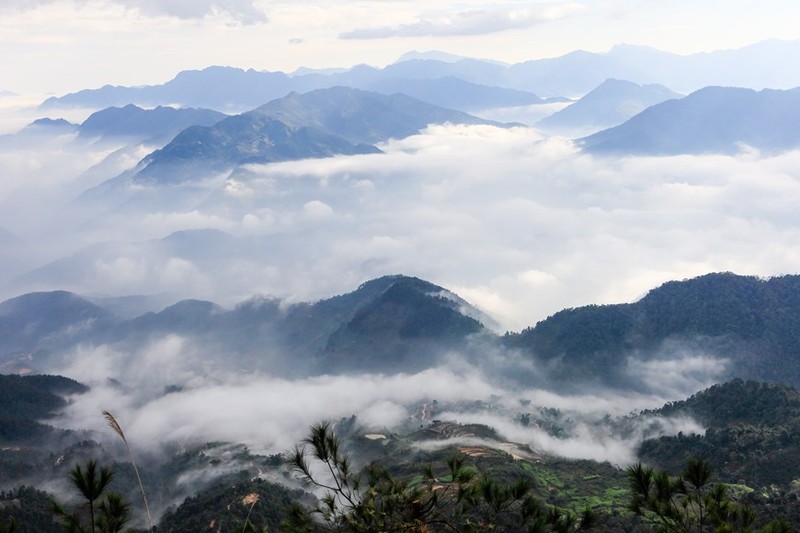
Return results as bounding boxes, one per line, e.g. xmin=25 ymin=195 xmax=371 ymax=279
xmin=51 ymin=459 xmax=132 ymax=533
xmin=628 ymin=457 xmax=791 ymax=532
xmin=285 ymin=421 xmax=596 ymax=532
xmin=157 ymin=476 xmax=305 ymax=533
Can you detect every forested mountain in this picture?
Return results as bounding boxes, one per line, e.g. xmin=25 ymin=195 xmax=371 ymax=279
xmin=504 ymin=273 xmax=800 ymax=388
xmin=4 ymin=275 xmax=800 ymax=530
xmin=637 ymin=380 xmax=800 ymax=497
xmin=0 ymin=374 xmax=86 ymax=423
xmin=3 ymin=272 xmax=800 ymax=392
xmin=0 ymin=275 xmax=488 ymax=376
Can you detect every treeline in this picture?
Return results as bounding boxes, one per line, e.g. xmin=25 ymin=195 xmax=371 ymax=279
xmin=503 ymin=273 xmax=800 ymax=387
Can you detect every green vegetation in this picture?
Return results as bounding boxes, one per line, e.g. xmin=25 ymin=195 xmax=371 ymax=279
xmin=638 ymin=380 xmax=800 ymax=487
xmin=0 ymin=487 xmax=59 ymax=533
xmin=51 ymin=459 xmax=131 ymax=533
xmin=284 ymin=421 xmax=596 ymax=532
xmin=503 ymin=273 xmax=800 ymax=387
xmin=157 ymin=476 xmax=305 ymax=532
xmin=3 ymin=372 xmax=800 ymax=530
xmin=628 ymin=457 xmax=791 ymax=532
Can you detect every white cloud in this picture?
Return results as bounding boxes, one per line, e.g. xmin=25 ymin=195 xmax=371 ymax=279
xmin=0 ymin=0 xmax=267 ymax=23
xmin=340 ymin=3 xmax=586 ymax=39
xmin=51 ymin=334 xmax=704 ymax=466
xmin=302 ymin=199 xmax=334 ymax=220
xmin=7 ymin=123 xmax=800 ymax=332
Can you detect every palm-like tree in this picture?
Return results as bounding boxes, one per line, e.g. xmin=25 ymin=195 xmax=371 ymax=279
xmin=96 ymin=493 xmax=131 ymax=533
xmin=68 ymin=460 xmax=114 ymax=533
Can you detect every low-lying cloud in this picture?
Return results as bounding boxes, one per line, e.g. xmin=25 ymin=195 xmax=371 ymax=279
xmin=5 ymin=123 xmax=800 ymax=333
xmin=51 ymin=333 xmax=707 ymax=467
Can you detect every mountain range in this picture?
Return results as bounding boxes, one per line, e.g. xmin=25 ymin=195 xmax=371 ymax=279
xmin=580 ymin=86 xmax=800 ymax=155
xmin=77 ymin=104 xmax=226 ymax=144
xmin=0 ymin=274 xmax=486 ymax=377
xmin=77 ymin=86 xmax=500 ymax=197
xmin=39 ymin=40 xmax=800 ymax=114
xmin=6 ymin=105 xmax=226 ymax=146
xmin=3 ymin=272 xmax=800 ymax=392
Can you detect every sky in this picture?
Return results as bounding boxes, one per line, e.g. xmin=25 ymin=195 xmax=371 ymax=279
xmin=2 ymin=0 xmax=800 ymax=96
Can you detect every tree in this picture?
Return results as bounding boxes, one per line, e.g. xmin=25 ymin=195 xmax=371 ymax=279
xmin=628 ymin=457 xmax=791 ymax=533
xmin=52 ymin=460 xmax=131 ymax=533
xmin=285 ymin=421 xmax=595 ymax=532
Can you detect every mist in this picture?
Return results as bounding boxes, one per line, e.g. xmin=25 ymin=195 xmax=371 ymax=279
xmin=2 ymin=117 xmax=800 ymax=332
xmin=1 ymin=107 xmax=794 ymax=496
xmin=42 ymin=327 xmax=723 ymax=477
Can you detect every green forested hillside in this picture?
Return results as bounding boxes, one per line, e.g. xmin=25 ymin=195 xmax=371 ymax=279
xmin=638 ymin=380 xmax=800 ymax=486
xmin=504 ymin=273 xmax=800 ymax=387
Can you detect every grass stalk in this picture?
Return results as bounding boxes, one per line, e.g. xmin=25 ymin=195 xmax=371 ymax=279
xmin=103 ymin=410 xmax=154 ymax=532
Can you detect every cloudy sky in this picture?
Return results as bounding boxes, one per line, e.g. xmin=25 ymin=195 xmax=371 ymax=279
xmin=2 ymin=0 xmax=800 ymax=95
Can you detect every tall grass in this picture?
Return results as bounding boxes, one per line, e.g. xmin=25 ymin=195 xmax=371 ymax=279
xmin=103 ymin=410 xmax=153 ymax=532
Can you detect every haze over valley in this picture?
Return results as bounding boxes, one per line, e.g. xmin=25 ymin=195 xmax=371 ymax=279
xmin=3 ymin=1 xmax=800 ymax=530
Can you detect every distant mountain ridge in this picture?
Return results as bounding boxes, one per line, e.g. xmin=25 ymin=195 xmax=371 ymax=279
xmin=40 ymin=64 xmax=545 ymax=114
xmin=39 ymin=40 xmax=800 ymax=112
xmin=537 ymin=78 xmax=680 ymax=135
xmin=580 ymin=86 xmax=800 ymax=155
xmin=78 ymin=104 xmax=226 ymax=143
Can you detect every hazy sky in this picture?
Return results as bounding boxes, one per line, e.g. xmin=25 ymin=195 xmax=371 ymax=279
xmin=2 ymin=0 xmax=800 ymax=95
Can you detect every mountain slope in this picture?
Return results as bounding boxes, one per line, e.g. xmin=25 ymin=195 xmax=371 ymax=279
xmin=78 ymin=104 xmax=226 ymax=143
xmin=537 ymin=78 xmax=680 ymax=135
xmin=580 ymin=86 xmax=800 ymax=155
xmin=0 ymin=275 xmax=489 ymax=378
xmin=133 ymin=114 xmax=381 ymax=184
xmin=40 ymin=40 xmax=800 ymax=113
xmin=504 ymin=273 xmax=800 ymax=387
xmin=638 ymin=379 xmax=800 ymax=487
xmin=0 ymin=291 xmax=117 ymax=359
xmin=250 ymin=86 xmax=501 ymax=144
xmin=317 ymin=276 xmax=485 ymax=373
xmin=103 ymin=87 xmax=498 ymax=185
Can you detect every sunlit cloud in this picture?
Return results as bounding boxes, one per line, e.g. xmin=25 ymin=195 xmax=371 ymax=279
xmin=340 ymin=3 xmax=585 ymax=39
